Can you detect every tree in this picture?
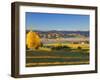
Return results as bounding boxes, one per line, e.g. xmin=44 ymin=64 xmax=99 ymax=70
xmin=26 ymin=30 xmax=41 ymax=49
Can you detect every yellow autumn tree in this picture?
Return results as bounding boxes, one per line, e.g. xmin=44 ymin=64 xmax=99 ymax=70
xmin=26 ymin=30 xmax=41 ymax=49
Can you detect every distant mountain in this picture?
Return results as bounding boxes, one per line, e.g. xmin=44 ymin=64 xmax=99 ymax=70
xmin=26 ymin=30 xmax=89 ymax=37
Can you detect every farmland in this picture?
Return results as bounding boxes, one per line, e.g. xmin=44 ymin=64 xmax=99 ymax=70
xmin=26 ymin=43 xmax=89 ymax=67
xmin=26 ymin=30 xmax=90 ymax=67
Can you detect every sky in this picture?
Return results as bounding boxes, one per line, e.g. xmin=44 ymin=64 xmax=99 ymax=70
xmin=26 ymin=12 xmax=90 ymax=31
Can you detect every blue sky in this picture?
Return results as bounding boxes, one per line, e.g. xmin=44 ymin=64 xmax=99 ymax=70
xmin=26 ymin=12 xmax=90 ymax=31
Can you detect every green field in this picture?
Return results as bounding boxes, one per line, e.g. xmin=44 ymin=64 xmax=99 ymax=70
xmin=26 ymin=43 xmax=89 ymax=67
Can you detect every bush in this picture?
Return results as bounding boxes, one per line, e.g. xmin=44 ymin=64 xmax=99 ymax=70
xmin=51 ymin=45 xmax=71 ymax=50
xmin=26 ymin=45 xmax=29 ymax=50
xmin=62 ymin=46 xmax=71 ymax=49
xmin=40 ymin=42 xmax=43 ymax=47
xmin=77 ymin=46 xmax=82 ymax=50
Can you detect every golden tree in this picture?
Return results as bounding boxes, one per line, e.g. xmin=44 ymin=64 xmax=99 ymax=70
xmin=26 ymin=30 xmax=41 ymax=49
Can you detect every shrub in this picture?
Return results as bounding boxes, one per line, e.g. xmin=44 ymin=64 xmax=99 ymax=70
xmin=26 ymin=45 xmax=29 ymax=50
xmin=62 ymin=46 xmax=71 ymax=49
xmin=77 ymin=46 xmax=82 ymax=50
xmin=51 ymin=45 xmax=71 ymax=50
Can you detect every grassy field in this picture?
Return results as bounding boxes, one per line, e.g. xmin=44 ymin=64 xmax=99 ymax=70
xmin=44 ymin=43 xmax=89 ymax=49
xmin=26 ymin=43 xmax=89 ymax=67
